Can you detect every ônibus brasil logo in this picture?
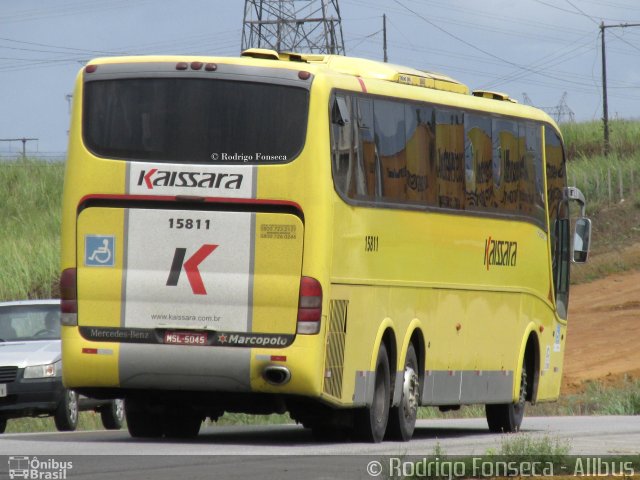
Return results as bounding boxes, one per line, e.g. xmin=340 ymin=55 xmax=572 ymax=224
xmin=166 ymin=245 xmax=217 ymax=295
xmin=138 ymin=169 xmax=243 ymax=190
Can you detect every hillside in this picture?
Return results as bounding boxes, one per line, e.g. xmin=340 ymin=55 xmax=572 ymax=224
xmin=564 ymin=270 xmax=640 ymax=393
xmin=1 ymin=120 xmax=640 ymax=394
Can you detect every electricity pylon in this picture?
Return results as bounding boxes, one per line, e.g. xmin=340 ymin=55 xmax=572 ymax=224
xmin=241 ymin=0 xmax=345 ymax=54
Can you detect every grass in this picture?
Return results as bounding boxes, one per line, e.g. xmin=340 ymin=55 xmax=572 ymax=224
xmin=5 ymin=375 xmax=640 ymax=433
xmin=489 ymin=433 xmax=571 ymax=457
xmin=6 ymin=411 xmax=108 ymax=434
xmin=415 ymin=377 xmax=640 ymax=421
xmin=1 ymin=122 xmax=639 ymax=432
xmin=0 ymin=123 xmax=637 ymax=301
xmin=562 ymin=119 xmax=640 ymax=161
xmin=0 ymin=159 xmax=64 ymax=301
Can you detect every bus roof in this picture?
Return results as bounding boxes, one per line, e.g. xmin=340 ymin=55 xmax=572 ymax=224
xmin=242 ymin=48 xmax=469 ymax=95
xmin=83 ymin=50 xmax=558 ymax=129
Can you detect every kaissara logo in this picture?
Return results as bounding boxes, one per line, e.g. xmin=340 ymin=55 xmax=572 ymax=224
xmin=166 ymin=245 xmax=217 ymax=295
xmin=484 ymin=236 xmax=518 ymax=270
xmin=138 ymin=169 xmax=243 ymax=190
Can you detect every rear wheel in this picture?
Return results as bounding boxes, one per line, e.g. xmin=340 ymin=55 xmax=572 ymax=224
xmin=163 ymin=413 xmax=202 ymax=439
xmin=352 ymin=343 xmax=390 ymax=443
xmin=486 ymin=359 xmax=528 ymax=433
xmin=100 ymin=399 xmax=125 ymax=430
xmin=386 ymin=343 xmax=420 ymax=441
xmin=0 ymin=417 xmax=6 ymax=434
xmin=54 ymin=389 xmax=79 ymax=432
xmin=125 ymin=398 xmax=163 ymax=438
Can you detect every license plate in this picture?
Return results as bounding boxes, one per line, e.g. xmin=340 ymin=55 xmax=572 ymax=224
xmin=164 ymin=331 xmax=207 ymax=346
xmin=0 ymin=384 xmax=6 ymax=397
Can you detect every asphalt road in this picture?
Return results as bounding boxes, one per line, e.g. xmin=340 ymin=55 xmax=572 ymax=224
xmin=1 ymin=416 xmax=638 ymax=479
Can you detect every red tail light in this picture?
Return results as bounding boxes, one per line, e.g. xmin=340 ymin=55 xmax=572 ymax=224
xmin=60 ymin=268 xmax=78 ymax=325
xmin=297 ymin=276 xmax=322 ymax=334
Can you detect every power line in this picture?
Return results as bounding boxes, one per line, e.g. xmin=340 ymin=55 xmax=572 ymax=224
xmin=0 ymin=138 xmax=39 ymax=158
xmin=392 ymin=0 xmax=606 ymax=90
xmin=241 ymin=0 xmax=345 ymax=54
xmin=599 ymin=22 xmax=640 ymax=155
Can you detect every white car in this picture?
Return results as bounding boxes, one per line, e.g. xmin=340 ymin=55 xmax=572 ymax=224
xmin=0 ymin=300 xmax=124 ymax=433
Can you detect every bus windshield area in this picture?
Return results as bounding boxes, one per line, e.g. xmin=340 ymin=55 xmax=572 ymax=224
xmin=83 ymin=78 xmax=309 ymax=164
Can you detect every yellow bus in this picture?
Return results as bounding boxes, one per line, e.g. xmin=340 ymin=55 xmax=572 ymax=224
xmin=60 ymin=49 xmax=591 ymax=442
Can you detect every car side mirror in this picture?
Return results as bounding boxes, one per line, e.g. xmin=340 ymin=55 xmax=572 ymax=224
xmin=573 ymin=217 xmax=591 ymax=263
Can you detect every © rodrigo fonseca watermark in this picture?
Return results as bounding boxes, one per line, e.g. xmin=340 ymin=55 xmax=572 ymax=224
xmin=365 ymin=456 xmax=637 ymax=478
xmin=7 ymin=456 xmax=73 ymax=479
xmin=210 ymin=152 xmax=288 ymax=162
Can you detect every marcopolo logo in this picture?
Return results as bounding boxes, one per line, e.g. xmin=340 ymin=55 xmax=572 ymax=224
xmin=7 ymin=456 xmax=73 ymax=479
xmin=137 ymin=168 xmax=244 ymax=190
xmin=215 ymin=332 xmax=292 ymax=347
xmin=166 ymin=245 xmax=218 ymax=295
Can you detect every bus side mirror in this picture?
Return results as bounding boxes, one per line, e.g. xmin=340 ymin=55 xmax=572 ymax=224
xmin=572 ymin=217 xmax=591 ymax=263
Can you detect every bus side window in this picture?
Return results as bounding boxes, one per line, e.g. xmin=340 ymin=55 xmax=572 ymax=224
xmin=405 ymin=104 xmax=436 ymax=205
xmin=528 ymin=123 xmax=546 ymax=225
xmin=374 ymin=99 xmax=407 ymax=202
xmin=464 ymin=114 xmax=493 ymax=211
xmin=331 ymin=94 xmax=353 ymax=195
xmin=435 ymin=109 xmax=465 ymax=210
xmin=545 ymin=125 xmax=569 ymax=318
xmin=355 ymin=98 xmax=376 ymax=199
xmin=492 ymin=119 xmax=519 ymax=212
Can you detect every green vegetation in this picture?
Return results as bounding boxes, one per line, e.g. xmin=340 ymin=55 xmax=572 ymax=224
xmin=487 ymin=433 xmax=571 ymax=458
xmin=5 ymin=375 xmax=640 ymax=433
xmin=564 ymin=119 xmax=640 ymax=213
xmin=1 ymin=121 xmax=639 ymax=433
xmin=1 ymin=122 xmax=638 ymax=301
xmin=563 ymin=119 xmax=640 ymax=161
xmin=6 ymin=411 xmax=108 ymax=434
xmin=554 ymin=377 xmax=640 ymax=416
xmin=416 ymin=377 xmax=640 ymax=420
xmin=0 ymin=159 xmax=64 ymax=301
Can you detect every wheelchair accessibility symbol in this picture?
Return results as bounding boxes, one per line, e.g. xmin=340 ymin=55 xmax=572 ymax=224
xmin=85 ymin=235 xmax=115 ymax=267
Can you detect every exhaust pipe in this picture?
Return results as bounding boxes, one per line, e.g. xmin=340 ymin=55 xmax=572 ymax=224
xmin=263 ymin=366 xmax=291 ymax=386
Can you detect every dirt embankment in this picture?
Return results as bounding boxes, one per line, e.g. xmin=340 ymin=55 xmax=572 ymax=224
xmin=562 ymin=270 xmax=640 ymax=393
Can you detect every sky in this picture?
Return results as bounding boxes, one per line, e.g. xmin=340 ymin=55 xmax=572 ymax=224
xmin=1 ymin=0 xmax=640 ymax=158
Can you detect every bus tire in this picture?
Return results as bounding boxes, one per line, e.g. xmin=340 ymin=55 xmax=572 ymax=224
xmin=386 ymin=343 xmax=420 ymax=441
xmin=125 ymin=398 xmax=163 ymax=438
xmin=100 ymin=399 xmax=125 ymax=430
xmin=0 ymin=417 xmax=6 ymax=434
xmin=485 ymin=359 xmax=528 ymax=433
xmin=352 ymin=343 xmax=390 ymax=443
xmin=163 ymin=413 xmax=202 ymax=439
xmin=54 ymin=389 xmax=79 ymax=432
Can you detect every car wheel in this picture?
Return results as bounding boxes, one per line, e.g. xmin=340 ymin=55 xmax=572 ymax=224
xmin=0 ymin=417 xmax=6 ymax=434
xmin=54 ymin=389 xmax=79 ymax=431
xmin=101 ymin=399 xmax=125 ymax=430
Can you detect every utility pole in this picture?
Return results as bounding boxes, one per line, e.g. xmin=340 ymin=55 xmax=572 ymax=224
xmin=0 ymin=138 xmax=38 ymax=159
xmin=600 ymin=22 xmax=609 ymax=156
xmin=383 ymin=14 xmax=388 ymax=63
xmin=599 ymin=22 xmax=640 ymax=156
xmin=241 ymin=0 xmax=345 ymax=55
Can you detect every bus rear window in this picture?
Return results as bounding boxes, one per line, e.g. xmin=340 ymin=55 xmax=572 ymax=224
xmin=83 ymin=78 xmax=308 ymax=164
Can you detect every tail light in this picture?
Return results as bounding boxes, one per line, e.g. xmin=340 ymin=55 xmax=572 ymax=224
xmin=60 ymin=268 xmax=78 ymax=326
xmin=297 ymin=276 xmax=322 ymax=335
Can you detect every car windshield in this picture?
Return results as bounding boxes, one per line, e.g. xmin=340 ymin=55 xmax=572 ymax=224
xmin=0 ymin=304 xmax=60 ymax=341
